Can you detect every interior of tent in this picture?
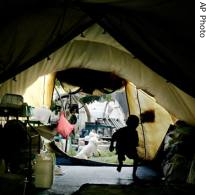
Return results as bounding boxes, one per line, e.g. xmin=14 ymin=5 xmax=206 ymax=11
xmin=0 ymin=1 xmax=194 ymax=194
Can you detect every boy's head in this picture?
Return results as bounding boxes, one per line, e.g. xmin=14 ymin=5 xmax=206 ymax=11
xmin=126 ymin=115 xmax=139 ymax=128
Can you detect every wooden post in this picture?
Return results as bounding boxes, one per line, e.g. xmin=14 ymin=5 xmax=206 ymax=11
xmin=65 ymin=137 xmax=68 ymax=153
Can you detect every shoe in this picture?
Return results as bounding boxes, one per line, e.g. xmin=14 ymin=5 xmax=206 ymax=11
xmin=54 ymin=165 xmax=64 ymax=175
xmin=117 ymin=165 xmax=122 ymax=172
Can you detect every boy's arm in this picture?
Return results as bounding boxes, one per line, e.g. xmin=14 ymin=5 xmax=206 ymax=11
xmin=109 ymin=131 xmax=118 ymax=152
xmin=135 ymin=131 xmax=139 ymax=146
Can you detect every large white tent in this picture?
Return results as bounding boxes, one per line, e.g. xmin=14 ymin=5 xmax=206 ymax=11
xmin=0 ymin=1 xmax=194 ymax=161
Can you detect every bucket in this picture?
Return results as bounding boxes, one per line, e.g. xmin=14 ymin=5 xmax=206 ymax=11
xmin=34 ymin=152 xmax=55 ymax=188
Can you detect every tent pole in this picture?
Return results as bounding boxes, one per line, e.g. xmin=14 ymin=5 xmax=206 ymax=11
xmin=136 ymin=89 xmax=147 ymax=160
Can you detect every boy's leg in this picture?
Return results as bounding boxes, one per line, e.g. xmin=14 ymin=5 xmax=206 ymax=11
xmin=132 ymin=158 xmax=138 ymax=179
xmin=117 ymin=153 xmax=125 ymax=172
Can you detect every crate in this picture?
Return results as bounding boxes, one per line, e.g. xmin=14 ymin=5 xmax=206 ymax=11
xmin=0 ymin=93 xmax=29 ymax=117
xmin=1 ymin=93 xmax=24 ymax=108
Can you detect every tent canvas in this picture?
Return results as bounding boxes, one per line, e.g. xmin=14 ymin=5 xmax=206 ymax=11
xmin=0 ymin=22 xmax=194 ymax=125
xmin=0 ymin=1 xmax=195 ymax=97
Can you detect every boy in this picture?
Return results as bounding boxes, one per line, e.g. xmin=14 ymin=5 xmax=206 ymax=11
xmin=109 ymin=115 xmax=140 ymax=179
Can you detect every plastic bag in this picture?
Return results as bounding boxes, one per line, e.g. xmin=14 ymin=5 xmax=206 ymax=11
xmin=56 ymin=112 xmax=75 ymax=139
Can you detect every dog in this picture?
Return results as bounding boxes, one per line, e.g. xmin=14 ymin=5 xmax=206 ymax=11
xmin=75 ymin=132 xmax=101 ymax=159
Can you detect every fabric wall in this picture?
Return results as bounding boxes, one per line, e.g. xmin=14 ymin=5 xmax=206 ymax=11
xmin=23 ymin=73 xmax=56 ymax=108
xmin=125 ymin=82 xmax=173 ymax=160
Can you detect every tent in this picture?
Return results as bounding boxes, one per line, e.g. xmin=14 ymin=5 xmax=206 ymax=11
xmin=0 ymin=1 xmax=194 ymax=161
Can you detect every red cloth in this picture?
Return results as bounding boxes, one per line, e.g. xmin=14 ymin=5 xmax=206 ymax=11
xmin=56 ymin=112 xmax=75 ymax=139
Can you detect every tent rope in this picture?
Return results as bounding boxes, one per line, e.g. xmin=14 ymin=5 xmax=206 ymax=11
xmin=54 ymin=86 xmax=65 ymax=113
xmin=136 ymin=89 xmax=147 ymax=160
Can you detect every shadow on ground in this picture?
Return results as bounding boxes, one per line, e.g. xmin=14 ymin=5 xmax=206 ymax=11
xmin=72 ymin=182 xmax=195 ymax=195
